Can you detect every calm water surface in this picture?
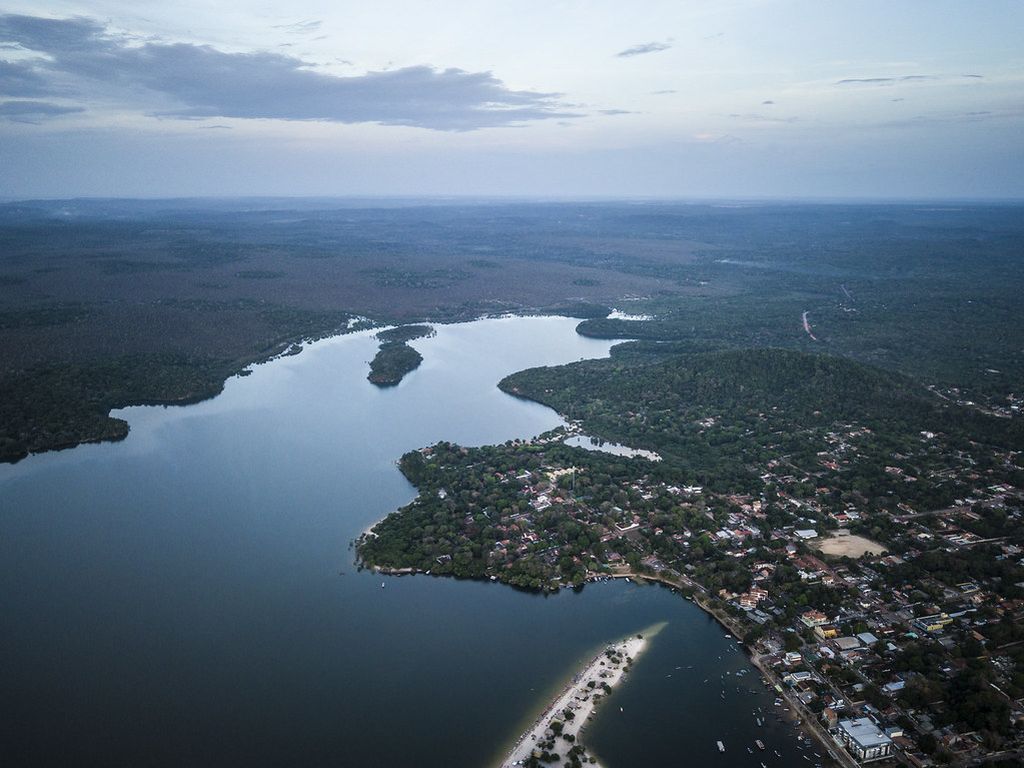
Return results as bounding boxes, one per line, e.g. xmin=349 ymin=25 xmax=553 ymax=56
xmin=0 ymin=316 xmax=817 ymax=767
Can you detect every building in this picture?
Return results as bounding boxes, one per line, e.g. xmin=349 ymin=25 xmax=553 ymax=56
xmin=784 ymin=670 xmax=814 ymax=685
xmin=801 ymin=609 xmax=829 ymax=628
xmin=913 ymin=613 xmax=953 ymax=633
xmin=836 ymin=717 xmax=894 ymax=762
xmin=814 ymin=623 xmax=840 ymax=641
xmin=738 ymin=587 xmax=769 ymax=609
xmin=833 ymin=636 xmax=862 ymax=652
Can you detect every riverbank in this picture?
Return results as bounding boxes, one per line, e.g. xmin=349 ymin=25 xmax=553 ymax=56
xmin=498 ymin=627 xmax=658 ymax=768
xmin=603 ymin=570 xmax=848 ymax=766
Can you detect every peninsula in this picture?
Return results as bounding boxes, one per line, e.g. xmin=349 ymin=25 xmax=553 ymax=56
xmin=500 ymin=629 xmax=653 ymax=768
xmin=357 ymin=343 xmax=1024 ymax=766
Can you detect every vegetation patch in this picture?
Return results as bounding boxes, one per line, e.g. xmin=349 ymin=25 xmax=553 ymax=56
xmin=367 ymin=325 xmax=435 ymax=387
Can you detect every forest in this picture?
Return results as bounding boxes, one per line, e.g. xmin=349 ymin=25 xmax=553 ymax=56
xmin=2 ymin=200 xmax=1022 ymax=461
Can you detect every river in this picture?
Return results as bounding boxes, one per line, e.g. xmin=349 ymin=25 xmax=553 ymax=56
xmin=0 ymin=316 xmax=817 ymax=767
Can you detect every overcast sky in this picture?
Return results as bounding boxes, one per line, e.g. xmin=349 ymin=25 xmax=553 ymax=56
xmin=1 ymin=1 xmax=1021 ymax=199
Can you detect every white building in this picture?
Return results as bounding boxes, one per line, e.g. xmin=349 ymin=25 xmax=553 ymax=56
xmin=836 ymin=718 xmax=893 ymax=762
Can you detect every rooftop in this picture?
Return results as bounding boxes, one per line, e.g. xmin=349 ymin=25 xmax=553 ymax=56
xmin=839 ymin=717 xmax=893 ymax=749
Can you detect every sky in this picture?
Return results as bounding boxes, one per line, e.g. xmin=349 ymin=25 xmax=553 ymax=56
xmin=0 ymin=1 xmax=1021 ymax=199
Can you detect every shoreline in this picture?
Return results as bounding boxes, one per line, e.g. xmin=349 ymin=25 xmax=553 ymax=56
xmin=606 ymin=570 xmax=850 ymax=766
xmin=358 ymin=556 xmax=849 ymax=765
xmin=497 ymin=625 xmax=659 ymax=768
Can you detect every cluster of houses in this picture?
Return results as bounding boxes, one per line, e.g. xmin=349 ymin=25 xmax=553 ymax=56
xmin=437 ymin=421 xmax=1024 ymax=764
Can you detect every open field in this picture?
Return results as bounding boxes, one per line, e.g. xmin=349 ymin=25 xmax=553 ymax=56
xmin=813 ymin=533 xmax=888 ymax=558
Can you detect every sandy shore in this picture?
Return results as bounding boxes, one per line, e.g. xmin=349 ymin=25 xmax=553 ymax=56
xmin=499 ymin=630 xmax=654 ymax=768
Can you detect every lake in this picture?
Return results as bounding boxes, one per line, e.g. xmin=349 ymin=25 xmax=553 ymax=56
xmin=0 ymin=316 xmax=817 ymax=767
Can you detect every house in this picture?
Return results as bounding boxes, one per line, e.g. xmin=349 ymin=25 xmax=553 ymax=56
xmin=814 ymin=624 xmax=840 ymax=641
xmin=801 ymin=610 xmax=829 ymax=628
xmin=784 ymin=670 xmax=814 ymax=685
xmin=738 ymin=587 xmax=769 ymax=609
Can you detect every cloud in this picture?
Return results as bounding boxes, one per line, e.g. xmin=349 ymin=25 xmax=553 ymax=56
xmin=835 ymin=73 xmax=987 ymax=91
xmin=0 ymin=99 xmax=82 ymax=122
xmin=271 ymin=20 xmax=322 ymax=35
xmin=836 ymin=75 xmax=936 ymax=85
xmin=878 ymin=107 xmax=1022 ymax=129
xmin=762 ymin=100 xmax=774 ymax=105
xmin=615 ymin=41 xmax=671 ymax=58
xmin=727 ymin=112 xmax=797 ymax=124
xmin=0 ymin=13 xmax=577 ymax=131
xmin=650 ymin=89 xmax=676 ymax=95
xmin=598 ymin=109 xmax=633 ymax=116
xmin=0 ymin=60 xmax=52 ymax=96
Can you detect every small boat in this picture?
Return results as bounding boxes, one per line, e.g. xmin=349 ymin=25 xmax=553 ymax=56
xmin=747 ymin=747 xmax=753 ymax=754
xmin=381 ymin=581 xmax=385 ymax=588
xmin=756 ymin=739 xmax=765 ymax=750
xmin=717 ymin=740 xmax=725 ymax=753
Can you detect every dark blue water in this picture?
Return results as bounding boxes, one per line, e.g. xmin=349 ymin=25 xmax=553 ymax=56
xmin=0 ymin=316 xmax=817 ymax=767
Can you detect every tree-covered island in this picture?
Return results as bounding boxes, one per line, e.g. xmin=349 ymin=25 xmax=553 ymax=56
xmin=358 ymin=346 xmax=1024 ymax=765
xmin=367 ymin=325 xmax=435 ymax=387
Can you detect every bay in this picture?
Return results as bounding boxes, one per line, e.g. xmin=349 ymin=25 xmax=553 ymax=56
xmin=0 ymin=316 xmax=814 ymax=767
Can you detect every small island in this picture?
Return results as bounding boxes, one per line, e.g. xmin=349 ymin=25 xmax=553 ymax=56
xmin=367 ymin=324 xmax=435 ymax=387
xmin=499 ymin=630 xmax=652 ymax=768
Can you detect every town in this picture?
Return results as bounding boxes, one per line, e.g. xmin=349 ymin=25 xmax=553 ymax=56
xmin=359 ymin=402 xmax=1024 ymax=767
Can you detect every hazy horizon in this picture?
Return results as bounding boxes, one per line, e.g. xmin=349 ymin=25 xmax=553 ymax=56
xmin=2 ymin=1 xmax=1022 ymax=199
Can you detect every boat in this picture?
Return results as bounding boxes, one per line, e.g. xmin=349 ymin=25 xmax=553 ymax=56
xmin=756 ymin=739 xmax=765 ymax=750
xmin=381 ymin=581 xmax=385 ymax=588
xmin=716 ymin=741 xmax=725 ymax=753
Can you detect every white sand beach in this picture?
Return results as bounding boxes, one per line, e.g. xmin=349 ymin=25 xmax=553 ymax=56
xmin=499 ymin=631 xmax=653 ymax=767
